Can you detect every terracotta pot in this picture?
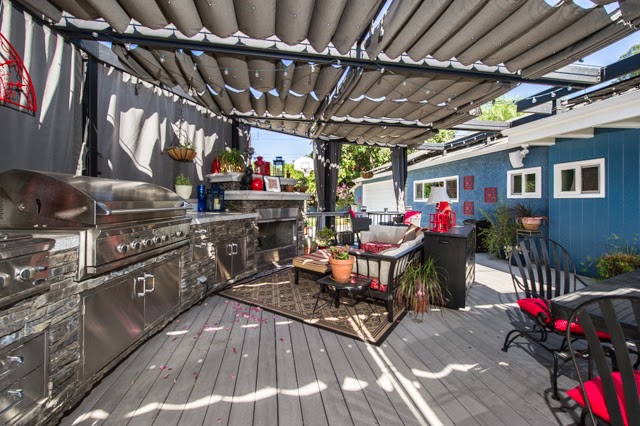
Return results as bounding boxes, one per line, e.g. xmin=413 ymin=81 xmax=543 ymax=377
xmin=283 ymin=184 xmax=295 ymax=192
xmin=329 ymin=255 xmax=355 ymax=283
xmin=521 ymin=217 xmax=545 ymax=231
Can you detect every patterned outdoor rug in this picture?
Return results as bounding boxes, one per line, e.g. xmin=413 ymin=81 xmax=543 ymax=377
xmin=220 ymin=267 xmax=405 ymax=344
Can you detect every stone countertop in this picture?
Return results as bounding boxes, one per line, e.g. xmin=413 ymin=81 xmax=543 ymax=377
xmin=28 ymin=232 xmax=80 ymax=251
xmin=224 ymin=190 xmax=310 ymax=201
xmin=187 ymin=211 xmax=258 ymax=224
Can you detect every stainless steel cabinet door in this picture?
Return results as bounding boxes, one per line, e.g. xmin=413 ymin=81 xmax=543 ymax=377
xmin=144 ymin=256 xmax=180 ymax=328
xmin=216 ymin=241 xmax=233 ymax=282
xmin=82 ymin=276 xmax=144 ymax=377
xmin=231 ymin=238 xmax=247 ymax=276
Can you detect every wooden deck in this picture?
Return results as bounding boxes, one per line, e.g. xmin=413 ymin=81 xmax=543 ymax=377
xmin=60 ymin=255 xmax=584 ymax=425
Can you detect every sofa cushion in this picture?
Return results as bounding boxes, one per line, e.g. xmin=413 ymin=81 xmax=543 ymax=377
xmin=292 ymin=249 xmax=331 ymax=274
xmin=361 ymin=242 xmax=399 ymax=254
xmin=401 ymin=224 xmax=421 ymax=243
xmin=366 ymin=224 xmax=409 ymax=244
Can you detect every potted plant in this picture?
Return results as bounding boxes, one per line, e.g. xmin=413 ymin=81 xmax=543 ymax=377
xmin=316 ymin=227 xmax=336 ymax=248
xmin=397 ymin=257 xmax=448 ymax=317
xmin=511 ymin=201 xmax=547 ymax=231
xmin=168 ymin=123 xmax=197 ymax=161
xmin=217 ymin=148 xmax=245 ymax=173
xmin=329 ymin=245 xmax=355 ymax=283
xmin=174 ymin=173 xmax=192 ymax=199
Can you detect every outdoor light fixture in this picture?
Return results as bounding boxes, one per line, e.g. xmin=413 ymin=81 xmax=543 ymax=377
xmin=508 ymin=144 xmax=529 ymax=169
xmin=209 ymin=184 xmax=225 ymax=212
xmin=427 ymin=187 xmax=455 ymax=232
xmin=273 ymin=156 xmax=285 ymax=177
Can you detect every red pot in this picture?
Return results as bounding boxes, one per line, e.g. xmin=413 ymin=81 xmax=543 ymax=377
xmin=251 ymin=177 xmax=264 ymax=191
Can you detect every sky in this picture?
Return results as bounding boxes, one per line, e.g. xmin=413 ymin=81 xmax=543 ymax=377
xmin=250 ymin=32 xmax=640 ymax=164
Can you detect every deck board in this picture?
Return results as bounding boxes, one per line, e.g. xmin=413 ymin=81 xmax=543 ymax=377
xmin=62 ymin=257 xmax=583 ymax=426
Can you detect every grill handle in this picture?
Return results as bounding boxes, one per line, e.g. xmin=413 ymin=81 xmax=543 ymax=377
xmin=96 ymin=201 xmax=193 ymax=215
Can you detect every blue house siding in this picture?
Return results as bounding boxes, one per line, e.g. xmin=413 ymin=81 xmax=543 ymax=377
xmin=548 ymin=128 xmax=640 ymax=273
xmin=406 ymin=147 xmax=549 ymax=227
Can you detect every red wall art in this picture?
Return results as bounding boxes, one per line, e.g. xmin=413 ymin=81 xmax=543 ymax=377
xmin=0 ymin=33 xmax=37 ymax=115
xmin=484 ymin=187 xmax=497 ymax=203
xmin=463 ymin=176 xmax=474 ymax=190
xmin=463 ymin=201 xmax=474 ymax=216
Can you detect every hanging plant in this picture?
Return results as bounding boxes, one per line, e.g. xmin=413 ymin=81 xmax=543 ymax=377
xmin=167 ymin=115 xmax=197 ymax=162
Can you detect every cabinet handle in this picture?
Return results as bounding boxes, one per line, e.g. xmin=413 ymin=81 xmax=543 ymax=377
xmin=0 ymin=389 xmax=23 ymax=415
xmin=437 ymin=240 xmax=451 ymax=244
xmin=232 ymin=243 xmax=238 ymax=255
xmin=135 ymin=276 xmax=145 ymax=297
xmin=144 ymin=273 xmax=155 ymax=293
xmin=194 ymin=243 xmax=207 ymax=248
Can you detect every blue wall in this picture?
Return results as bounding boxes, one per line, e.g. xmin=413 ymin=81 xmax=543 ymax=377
xmin=548 ymin=128 xmax=640 ymax=273
xmin=405 ymin=146 xmax=549 ymax=226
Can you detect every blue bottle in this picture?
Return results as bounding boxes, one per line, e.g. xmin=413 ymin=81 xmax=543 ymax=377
xmin=197 ymin=184 xmax=206 ymax=212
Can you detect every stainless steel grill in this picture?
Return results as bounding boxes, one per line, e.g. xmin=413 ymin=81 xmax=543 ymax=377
xmin=0 ymin=169 xmax=191 ymax=280
xmin=0 ymin=233 xmax=54 ymax=308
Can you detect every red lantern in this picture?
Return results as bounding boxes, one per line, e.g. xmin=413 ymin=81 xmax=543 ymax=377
xmin=254 ymin=156 xmax=265 ymax=174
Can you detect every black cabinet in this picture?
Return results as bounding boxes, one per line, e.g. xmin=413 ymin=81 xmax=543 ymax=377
xmin=423 ymin=225 xmax=475 ymax=309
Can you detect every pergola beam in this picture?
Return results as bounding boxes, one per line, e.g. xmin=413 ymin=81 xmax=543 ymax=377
xmin=58 ymin=29 xmax=594 ymax=89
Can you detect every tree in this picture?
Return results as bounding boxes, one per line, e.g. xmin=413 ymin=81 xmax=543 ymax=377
xmin=479 ymin=97 xmax=523 ymax=121
xmin=338 ymin=144 xmax=391 ymax=186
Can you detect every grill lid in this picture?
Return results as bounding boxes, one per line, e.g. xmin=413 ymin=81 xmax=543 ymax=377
xmin=0 ymin=169 xmax=190 ymax=227
xmin=0 ymin=233 xmax=55 ymax=259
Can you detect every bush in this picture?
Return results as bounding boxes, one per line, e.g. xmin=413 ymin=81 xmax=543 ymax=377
xmin=479 ymin=200 xmax=518 ymax=259
xmin=590 ymin=234 xmax=640 ymax=280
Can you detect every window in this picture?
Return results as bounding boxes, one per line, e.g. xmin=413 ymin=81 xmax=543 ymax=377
xmin=507 ymin=167 xmax=542 ymax=199
xmin=553 ymin=158 xmax=605 ymax=198
xmin=414 ymin=176 xmax=459 ymax=202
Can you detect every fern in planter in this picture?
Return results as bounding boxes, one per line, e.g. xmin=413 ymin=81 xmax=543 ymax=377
xmin=397 ymin=257 xmax=448 ymax=317
xmin=479 ymin=200 xmax=518 ymax=259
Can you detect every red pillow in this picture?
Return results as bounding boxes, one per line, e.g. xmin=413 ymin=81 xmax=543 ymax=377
xmin=348 ymin=209 xmax=357 ymax=219
xmin=566 ymin=371 xmax=640 ymax=426
xmin=517 ymin=298 xmax=551 ymax=324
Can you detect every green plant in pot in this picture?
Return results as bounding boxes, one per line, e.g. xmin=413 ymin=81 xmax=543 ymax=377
xmin=174 ymin=173 xmax=192 ymax=199
xmin=511 ymin=201 xmax=547 ymax=231
xmin=316 ymin=227 xmax=336 ymax=248
xmin=479 ymin=200 xmax=518 ymax=259
xmin=397 ymin=257 xmax=448 ymax=317
xmin=329 ymin=245 xmax=354 ymax=283
xmin=217 ymin=148 xmax=245 ymax=173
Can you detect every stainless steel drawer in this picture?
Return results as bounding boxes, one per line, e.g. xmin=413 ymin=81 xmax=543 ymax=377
xmin=0 ymin=333 xmax=45 ymax=391
xmin=0 ymin=364 xmax=46 ymax=425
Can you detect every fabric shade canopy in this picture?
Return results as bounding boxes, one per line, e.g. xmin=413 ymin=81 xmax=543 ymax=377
xmin=15 ymin=0 xmax=639 ymax=147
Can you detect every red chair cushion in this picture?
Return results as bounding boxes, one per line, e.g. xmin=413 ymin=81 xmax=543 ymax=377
xmin=517 ymin=298 xmax=551 ymax=324
xmin=353 ymin=274 xmax=388 ymax=293
xmin=553 ymin=319 xmax=611 ymax=339
xmin=566 ymin=371 xmax=640 ymax=426
xmin=360 ymin=242 xmax=399 ymax=254
xmin=348 ymin=209 xmax=357 ymax=219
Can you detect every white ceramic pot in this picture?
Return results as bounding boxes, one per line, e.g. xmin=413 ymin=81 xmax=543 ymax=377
xmin=174 ymin=184 xmax=192 ymax=199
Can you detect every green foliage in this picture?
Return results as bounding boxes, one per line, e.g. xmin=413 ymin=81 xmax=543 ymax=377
xmin=588 ymin=234 xmax=640 ymax=280
xmin=174 ymin=173 xmax=191 ymax=185
xmin=425 ymin=129 xmax=456 ymax=144
xmin=329 ymin=245 xmax=351 ymax=260
xmin=479 ymin=200 xmax=518 ymax=259
xmin=217 ymin=148 xmax=245 ymax=171
xmin=316 ymin=227 xmax=336 ymax=246
xmin=397 ymin=257 xmax=448 ymax=317
xmin=338 ymin=145 xmax=391 ymax=185
xmin=480 ymin=97 xmax=523 ymax=122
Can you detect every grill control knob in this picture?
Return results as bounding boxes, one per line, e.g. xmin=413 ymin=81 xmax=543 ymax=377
xmin=16 ymin=267 xmax=36 ymax=282
xmin=153 ymin=236 xmax=162 ymax=244
xmin=161 ymin=235 xmax=169 ymax=242
xmin=175 ymin=231 xmax=184 ymax=237
xmin=130 ymin=240 xmax=142 ymax=250
xmin=116 ymin=244 xmax=129 ymax=254
xmin=143 ymin=238 xmax=153 ymax=247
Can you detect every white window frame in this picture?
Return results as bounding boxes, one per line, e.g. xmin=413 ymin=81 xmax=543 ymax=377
xmin=553 ymin=158 xmax=606 ymax=199
xmin=413 ymin=175 xmax=459 ymax=203
xmin=507 ymin=167 xmax=542 ymax=199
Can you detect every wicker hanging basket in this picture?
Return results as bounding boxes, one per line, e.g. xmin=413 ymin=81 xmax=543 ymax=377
xmin=167 ymin=146 xmax=197 ymax=162
xmin=360 ymin=171 xmax=374 ymax=179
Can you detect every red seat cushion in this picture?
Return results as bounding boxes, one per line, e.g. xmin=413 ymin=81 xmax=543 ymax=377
xmin=553 ymin=319 xmax=611 ymax=339
xmin=360 ymin=242 xmax=399 ymax=254
xmin=348 ymin=209 xmax=357 ymax=219
xmin=353 ymin=274 xmax=388 ymax=293
xmin=517 ymin=298 xmax=551 ymax=324
xmin=566 ymin=371 xmax=640 ymax=426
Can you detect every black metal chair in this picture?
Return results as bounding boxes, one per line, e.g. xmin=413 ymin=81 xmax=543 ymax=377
xmin=502 ymin=236 xmax=590 ymax=399
xmin=566 ymin=296 xmax=640 ymax=426
xmin=350 ymin=215 xmax=371 ymax=246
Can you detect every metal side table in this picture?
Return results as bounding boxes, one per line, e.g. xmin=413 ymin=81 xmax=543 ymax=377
xmin=313 ymin=275 xmax=375 ymax=330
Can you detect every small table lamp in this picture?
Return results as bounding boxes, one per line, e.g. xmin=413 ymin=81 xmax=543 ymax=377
xmin=427 ymin=187 xmax=455 ymax=232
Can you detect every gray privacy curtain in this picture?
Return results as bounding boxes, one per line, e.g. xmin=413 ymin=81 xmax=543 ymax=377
xmin=0 ymin=0 xmax=84 ymax=174
xmin=313 ymin=139 xmax=341 ymax=212
xmin=97 ymin=64 xmax=242 ymax=188
xmin=391 ymin=147 xmax=408 ymax=212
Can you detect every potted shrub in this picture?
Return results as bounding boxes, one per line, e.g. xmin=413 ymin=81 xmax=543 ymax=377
xmin=174 ymin=173 xmax=192 ymax=199
xmin=511 ymin=201 xmax=547 ymax=231
xmin=217 ymin=148 xmax=245 ymax=173
xmin=397 ymin=257 xmax=447 ymax=317
xmin=316 ymin=227 xmax=336 ymax=248
xmin=329 ymin=245 xmax=355 ymax=283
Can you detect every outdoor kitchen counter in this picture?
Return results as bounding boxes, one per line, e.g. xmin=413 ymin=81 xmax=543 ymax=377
xmin=187 ymin=211 xmax=258 ymax=224
xmin=30 ymin=232 xmax=80 ymax=251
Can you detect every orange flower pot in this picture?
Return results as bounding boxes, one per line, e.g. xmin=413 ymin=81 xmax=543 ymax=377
xmin=329 ymin=255 xmax=355 ymax=283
